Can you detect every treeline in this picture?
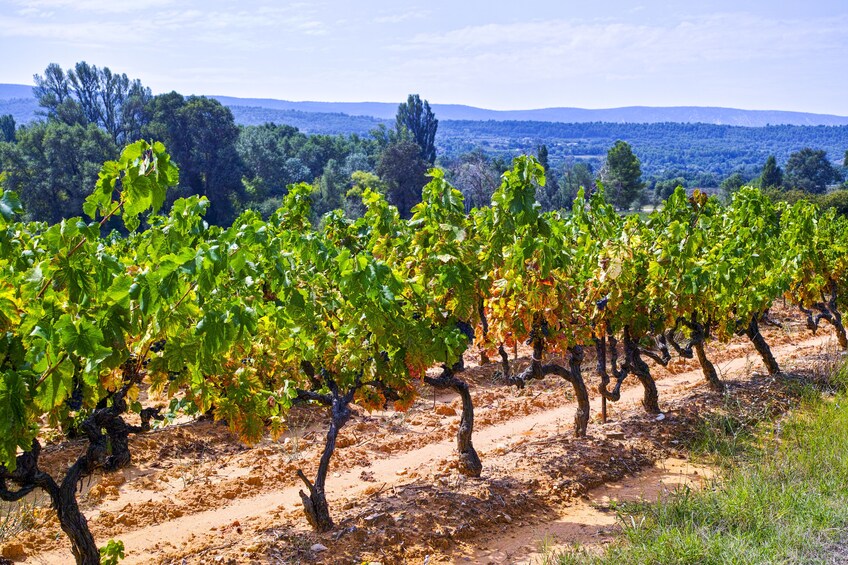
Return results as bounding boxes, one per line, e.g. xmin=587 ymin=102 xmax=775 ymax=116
xmin=0 ymin=62 xmax=442 ymax=226
xmin=438 ymin=120 xmax=848 ymax=181
xmin=2 ymin=61 xmax=848 ymax=226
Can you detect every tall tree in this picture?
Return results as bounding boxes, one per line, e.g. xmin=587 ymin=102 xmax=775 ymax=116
xmin=720 ymin=172 xmax=746 ymax=198
xmin=377 ymin=140 xmax=429 ymax=218
xmin=561 ymin=161 xmax=595 ymax=204
xmin=313 ymin=158 xmax=347 ymax=218
xmin=237 ymin=123 xmax=292 ymax=198
xmin=395 ymin=94 xmax=438 ymax=164
xmin=0 ymin=114 xmax=14 ymax=143
xmin=654 ymin=177 xmax=687 ymax=202
xmin=537 ymin=144 xmax=550 ymax=172
xmin=32 ymin=63 xmax=71 ymax=116
xmin=345 ymin=170 xmax=387 ymax=218
xmin=760 ymin=155 xmax=783 ymax=189
xmin=451 ymin=150 xmax=499 ymax=211
xmin=67 ymin=61 xmax=102 ymax=126
xmin=0 ymin=121 xmax=116 ymax=223
xmin=785 ymin=148 xmax=841 ymax=194
xmin=143 ymin=93 xmax=245 ymax=225
xmin=600 ymin=140 xmax=644 ymax=210
xmin=33 ymin=62 xmax=151 ymax=144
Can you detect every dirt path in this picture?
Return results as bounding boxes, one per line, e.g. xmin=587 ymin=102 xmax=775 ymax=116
xmin=468 ymin=457 xmax=714 ymax=564
xmin=24 ymin=332 xmax=838 ymax=564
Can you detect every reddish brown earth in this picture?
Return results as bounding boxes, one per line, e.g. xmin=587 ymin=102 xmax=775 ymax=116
xmin=1 ymin=306 xmax=844 ymax=564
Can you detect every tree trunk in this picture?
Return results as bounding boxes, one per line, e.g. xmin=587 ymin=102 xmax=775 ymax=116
xmin=624 ymin=328 xmax=661 ymax=414
xmin=566 ymin=346 xmax=590 ymax=436
xmin=694 ymin=340 xmax=724 ymax=392
xmin=802 ymin=302 xmax=848 ymax=350
xmin=817 ymin=284 xmax=847 ymax=350
xmin=452 ymin=377 xmax=482 ymax=477
xmin=54 ymin=481 xmax=100 ymax=565
xmin=536 ymin=358 xmax=590 ymax=437
xmin=0 ymin=375 xmax=158 ymax=565
xmin=688 ymin=320 xmax=724 ymax=392
xmin=834 ymin=314 xmax=848 ymax=350
xmin=425 ymin=368 xmax=482 ymax=477
xmin=595 ymin=333 xmax=625 ymax=402
xmin=632 ymin=358 xmax=661 ymax=414
xmin=297 ymin=391 xmax=351 ymax=532
xmin=504 ymin=336 xmax=589 ymax=437
xmin=745 ymin=314 xmax=780 ymax=375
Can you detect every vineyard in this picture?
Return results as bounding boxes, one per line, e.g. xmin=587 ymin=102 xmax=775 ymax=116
xmin=0 ymin=142 xmax=847 ymax=564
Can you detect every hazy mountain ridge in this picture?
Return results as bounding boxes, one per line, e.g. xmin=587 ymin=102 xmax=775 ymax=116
xmin=0 ymin=84 xmax=34 ymax=100
xmin=227 ymin=105 xmax=389 ymax=135
xmin=4 ymin=83 xmax=848 ymax=127
xmin=212 ymin=94 xmax=848 ymax=127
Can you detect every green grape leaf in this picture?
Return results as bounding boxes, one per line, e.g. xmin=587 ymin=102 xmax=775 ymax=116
xmin=34 ymin=356 xmax=74 ymax=410
xmin=0 ymin=191 xmax=23 ymax=222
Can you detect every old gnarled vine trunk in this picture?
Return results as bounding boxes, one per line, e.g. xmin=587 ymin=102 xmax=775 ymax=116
xmin=501 ymin=338 xmax=590 ymax=437
xmin=694 ymin=339 xmax=724 ymax=392
xmin=425 ymin=364 xmax=482 ymax=477
xmin=0 ymin=442 xmax=99 ymax=564
xmin=296 ymin=388 xmax=352 ymax=532
xmin=687 ymin=319 xmax=724 ymax=393
xmin=623 ymin=328 xmax=661 ymax=414
xmin=598 ymin=327 xmax=661 ymax=414
xmin=0 ymin=375 xmax=159 ymax=565
xmin=800 ymin=284 xmax=848 ymax=350
xmin=745 ymin=314 xmax=780 ymax=375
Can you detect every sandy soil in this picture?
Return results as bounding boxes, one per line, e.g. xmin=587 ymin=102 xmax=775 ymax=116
xmin=1 ymin=306 xmax=843 ymax=565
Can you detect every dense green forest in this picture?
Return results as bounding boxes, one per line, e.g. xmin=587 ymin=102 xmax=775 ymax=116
xmin=439 ymin=121 xmax=848 ymax=182
xmin=203 ymin=104 xmax=848 ymax=182
xmin=1 ymin=62 xmax=847 ymax=226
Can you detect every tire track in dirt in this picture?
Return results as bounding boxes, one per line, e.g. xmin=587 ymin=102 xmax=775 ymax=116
xmin=30 ymin=333 xmax=837 ymax=564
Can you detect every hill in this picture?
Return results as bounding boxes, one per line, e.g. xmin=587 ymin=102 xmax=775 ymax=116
xmin=227 ymin=105 xmax=389 ymax=135
xmin=4 ymin=83 xmax=848 ymax=127
xmin=0 ymin=84 xmax=34 ymax=100
xmin=213 ymin=94 xmax=848 ymax=127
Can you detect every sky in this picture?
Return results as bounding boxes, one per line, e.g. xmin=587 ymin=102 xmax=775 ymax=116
xmin=1 ymin=0 xmax=846 ymax=114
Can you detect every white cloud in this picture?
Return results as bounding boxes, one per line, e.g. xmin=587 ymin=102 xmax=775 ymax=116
xmin=374 ymin=10 xmax=429 ymax=24
xmin=0 ymin=2 xmax=330 ymax=49
xmin=356 ymin=11 xmax=846 ymax=110
xmin=1 ymin=2 xmax=846 ymax=112
xmin=10 ymin=0 xmax=176 ymax=14
xmin=386 ymin=13 xmax=846 ymax=98
xmin=401 ymin=13 xmax=847 ymax=67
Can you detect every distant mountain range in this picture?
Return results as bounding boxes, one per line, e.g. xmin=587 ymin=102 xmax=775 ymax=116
xmin=0 ymin=85 xmax=32 ymax=100
xmin=4 ymin=83 xmax=848 ymax=128
xmin=213 ymin=95 xmax=848 ymax=127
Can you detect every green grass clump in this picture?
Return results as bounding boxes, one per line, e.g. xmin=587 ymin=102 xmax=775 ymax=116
xmin=556 ymin=369 xmax=848 ymax=564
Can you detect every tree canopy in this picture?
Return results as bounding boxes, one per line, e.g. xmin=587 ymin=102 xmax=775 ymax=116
xmin=600 ymin=140 xmax=644 ymax=209
xmin=0 ymin=115 xmax=14 ymax=143
xmin=377 ymin=140 xmax=429 ymax=218
xmin=395 ymin=94 xmax=438 ymax=165
xmin=143 ymin=94 xmax=246 ymax=225
xmin=33 ymin=61 xmax=150 ymax=145
xmin=0 ymin=121 xmax=115 ymax=223
xmin=760 ymin=155 xmax=783 ymax=189
xmin=784 ymin=147 xmax=841 ymax=194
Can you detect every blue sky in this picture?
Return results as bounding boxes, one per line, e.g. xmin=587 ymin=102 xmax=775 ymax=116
xmin=1 ymin=0 xmax=846 ymax=114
